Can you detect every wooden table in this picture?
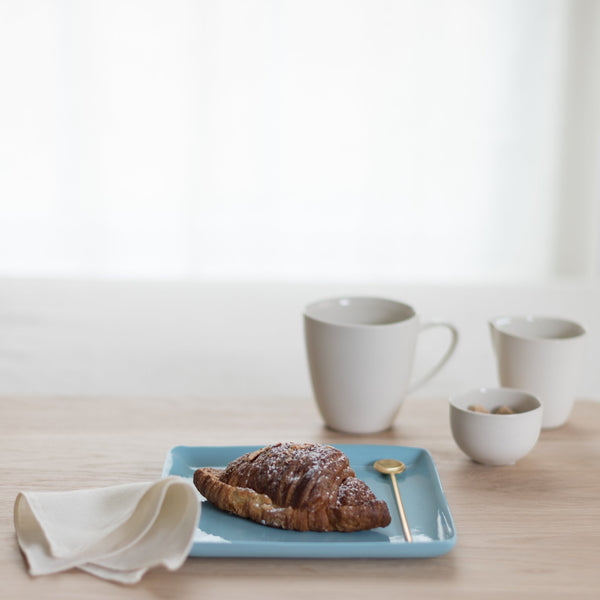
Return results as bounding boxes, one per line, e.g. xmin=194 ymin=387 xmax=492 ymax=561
xmin=1 ymin=394 xmax=599 ymax=599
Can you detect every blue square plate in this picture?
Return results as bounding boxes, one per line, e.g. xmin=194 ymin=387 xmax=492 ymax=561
xmin=162 ymin=444 xmax=456 ymax=558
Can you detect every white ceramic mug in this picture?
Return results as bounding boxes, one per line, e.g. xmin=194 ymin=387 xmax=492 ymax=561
xmin=304 ymin=297 xmax=459 ymax=433
xmin=489 ymin=315 xmax=586 ymax=429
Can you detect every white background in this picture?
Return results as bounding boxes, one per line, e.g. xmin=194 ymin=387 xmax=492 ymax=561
xmin=1 ymin=0 xmax=599 ymax=283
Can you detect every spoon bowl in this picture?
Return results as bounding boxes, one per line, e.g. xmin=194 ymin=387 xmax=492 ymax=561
xmin=374 ymin=458 xmax=406 ymax=475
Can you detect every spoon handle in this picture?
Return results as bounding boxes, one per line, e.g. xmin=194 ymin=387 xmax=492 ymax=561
xmin=390 ymin=473 xmax=412 ymax=542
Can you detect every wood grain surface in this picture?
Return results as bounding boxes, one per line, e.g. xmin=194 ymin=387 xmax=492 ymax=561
xmin=1 ymin=394 xmax=599 ymax=599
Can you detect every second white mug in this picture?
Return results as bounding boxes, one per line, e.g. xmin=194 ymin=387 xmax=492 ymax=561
xmin=304 ymin=297 xmax=459 ymax=434
xmin=489 ymin=315 xmax=586 ymax=429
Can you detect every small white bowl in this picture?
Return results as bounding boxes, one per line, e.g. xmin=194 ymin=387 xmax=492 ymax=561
xmin=449 ymin=388 xmax=543 ymax=466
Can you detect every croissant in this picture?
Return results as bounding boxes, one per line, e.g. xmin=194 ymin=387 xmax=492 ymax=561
xmin=193 ymin=442 xmax=391 ymax=532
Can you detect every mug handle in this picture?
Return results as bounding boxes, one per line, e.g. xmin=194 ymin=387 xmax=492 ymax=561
xmin=407 ymin=321 xmax=459 ymax=393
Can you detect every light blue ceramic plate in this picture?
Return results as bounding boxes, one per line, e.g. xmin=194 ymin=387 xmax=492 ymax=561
xmin=162 ymin=444 xmax=456 ymax=558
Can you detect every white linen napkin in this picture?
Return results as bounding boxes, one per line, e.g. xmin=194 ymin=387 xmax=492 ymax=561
xmin=14 ymin=476 xmax=200 ymax=584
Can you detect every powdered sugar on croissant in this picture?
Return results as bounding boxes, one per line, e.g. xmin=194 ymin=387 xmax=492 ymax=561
xmin=193 ymin=442 xmax=391 ymax=532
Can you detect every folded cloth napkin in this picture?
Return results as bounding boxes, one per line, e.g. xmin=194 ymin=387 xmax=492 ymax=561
xmin=14 ymin=476 xmax=200 ymax=584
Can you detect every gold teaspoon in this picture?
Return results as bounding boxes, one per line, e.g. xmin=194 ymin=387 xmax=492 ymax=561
xmin=374 ymin=459 xmax=412 ymax=542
